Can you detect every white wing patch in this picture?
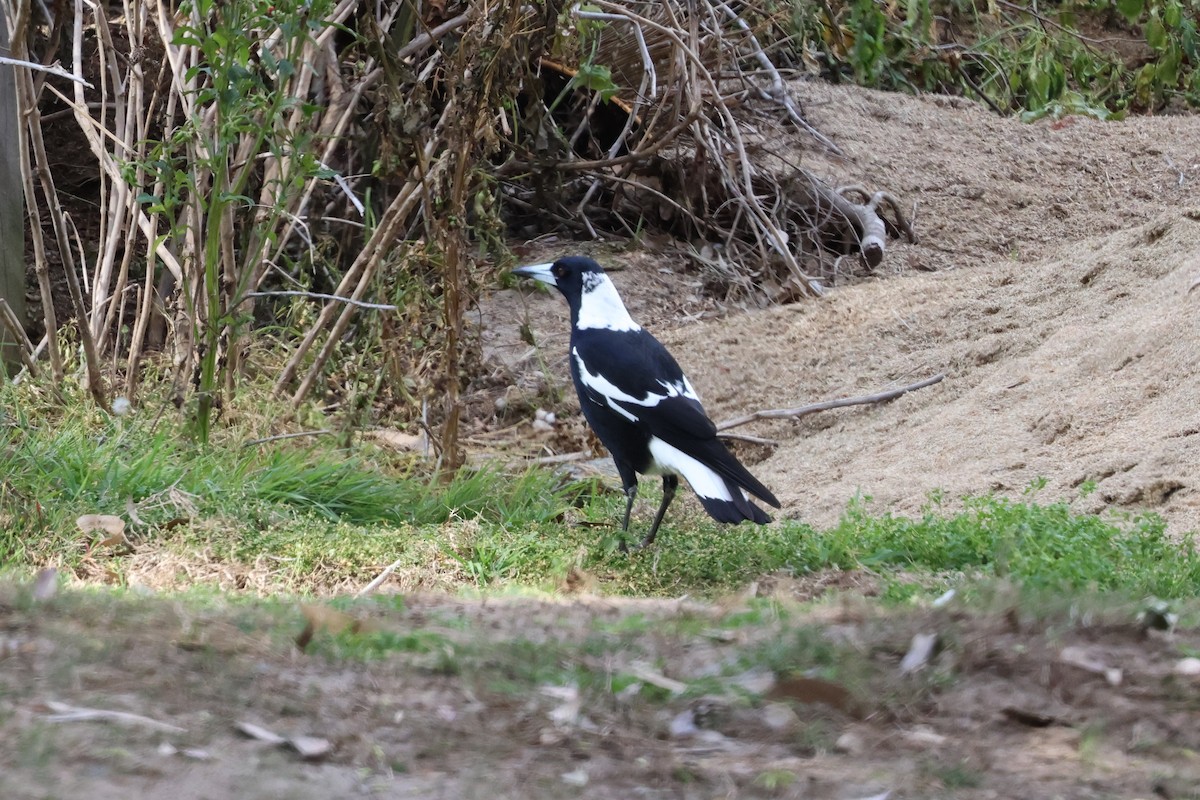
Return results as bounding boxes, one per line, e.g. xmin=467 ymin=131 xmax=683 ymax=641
xmin=658 ymin=377 xmax=700 ymax=402
xmin=573 ymin=348 xmax=702 ymax=424
xmin=575 ymin=273 xmax=641 ymax=332
xmin=647 ymin=437 xmax=733 ymax=502
xmin=573 ymin=348 xmax=666 ymax=421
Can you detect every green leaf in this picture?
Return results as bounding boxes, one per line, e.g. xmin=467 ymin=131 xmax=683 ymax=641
xmin=1164 ymin=1 xmax=1182 ymax=28
xmin=1046 ymin=58 xmax=1066 ymax=101
xmin=229 ymin=64 xmax=254 ymax=84
xmin=1146 ymin=15 xmax=1167 ymax=50
xmin=172 ymin=29 xmax=203 ymax=47
xmin=1029 ymin=66 xmax=1050 ymax=106
xmin=1180 ymin=19 xmax=1198 ymax=62
xmin=1116 ymin=0 xmax=1143 ymax=24
xmin=571 ymin=62 xmax=619 ymax=102
xmin=1134 ymin=62 xmax=1157 ymax=101
xmin=216 ymin=191 xmax=256 ymax=206
xmin=1156 ymin=46 xmax=1181 ymax=87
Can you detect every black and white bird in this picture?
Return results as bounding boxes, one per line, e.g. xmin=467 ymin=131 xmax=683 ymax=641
xmin=513 ymin=256 xmax=780 ymax=549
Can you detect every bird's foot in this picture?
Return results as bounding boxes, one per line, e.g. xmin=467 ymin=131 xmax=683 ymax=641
xmin=617 ymin=532 xmax=657 ymax=554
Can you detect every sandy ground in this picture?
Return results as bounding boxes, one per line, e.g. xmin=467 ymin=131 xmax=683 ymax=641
xmin=489 ymin=79 xmax=1200 ymax=538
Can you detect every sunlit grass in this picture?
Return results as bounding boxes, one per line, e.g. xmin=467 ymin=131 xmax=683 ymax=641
xmin=3 ymin=378 xmax=1199 ymax=600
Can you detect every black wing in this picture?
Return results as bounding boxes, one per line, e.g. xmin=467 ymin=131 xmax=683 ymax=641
xmin=571 ymin=330 xmax=780 ymax=508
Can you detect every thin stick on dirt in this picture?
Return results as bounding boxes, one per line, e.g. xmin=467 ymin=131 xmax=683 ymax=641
xmin=716 ymin=431 xmax=779 ymax=446
xmin=42 ymin=700 xmax=187 ymax=733
xmin=242 ymin=429 xmax=333 ymax=448
xmin=715 ymin=373 xmax=945 ymax=431
xmin=357 ymin=556 xmax=406 ymax=597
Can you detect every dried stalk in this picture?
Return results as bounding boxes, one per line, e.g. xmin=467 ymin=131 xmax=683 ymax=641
xmin=10 ymin=0 xmax=62 ymax=380
xmin=0 ymin=298 xmax=38 ymax=377
xmin=275 ymin=141 xmax=432 ymax=404
xmin=0 ymin=54 xmax=90 ymax=84
xmin=10 ymin=0 xmax=907 ymax=451
xmin=715 ymin=1 xmax=842 ymax=155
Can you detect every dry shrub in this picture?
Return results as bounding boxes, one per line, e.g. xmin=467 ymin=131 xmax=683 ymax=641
xmin=6 ymin=0 xmax=908 ymax=452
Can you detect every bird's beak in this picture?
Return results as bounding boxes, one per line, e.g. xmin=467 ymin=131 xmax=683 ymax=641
xmin=512 ymin=262 xmax=557 ymax=287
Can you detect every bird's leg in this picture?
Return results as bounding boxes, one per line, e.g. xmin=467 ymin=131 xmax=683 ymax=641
xmin=637 ymin=475 xmax=678 ymax=550
xmin=618 ymin=482 xmax=637 ymax=553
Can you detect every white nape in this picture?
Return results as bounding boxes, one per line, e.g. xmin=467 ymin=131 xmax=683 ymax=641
xmin=575 ymin=273 xmax=641 ymax=332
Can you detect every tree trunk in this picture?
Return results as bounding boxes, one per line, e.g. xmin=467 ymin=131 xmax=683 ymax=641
xmin=0 ymin=4 xmax=27 ymax=374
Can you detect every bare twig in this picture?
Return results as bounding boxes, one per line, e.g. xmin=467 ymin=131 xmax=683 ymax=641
xmin=11 ymin=12 xmax=64 ymax=381
xmin=716 ymin=374 xmax=945 ymax=431
xmin=397 ymin=11 xmax=471 ymax=60
xmin=714 ymin=2 xmax=842 ymax=155
xmin=279 ymin=176 xmax=424 ymax=406
xmin=242 ymin=291 xmax=398 ymax=311
xmin=356 ymin=556 xmax=405 ymax=596
xmin=0 ymin=55 xmax=93 ymax=86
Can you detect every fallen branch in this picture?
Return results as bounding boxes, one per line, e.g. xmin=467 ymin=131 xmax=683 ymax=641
xmin=716 ymin=431 xmax=779 ymax=446
xmin=716 ymin=373 xmax=945 ymax=431
xmin=838 ymin=186 xmax=920 ymax=251
xmin=531 ymin=450 xmax=590 ymax=465
xmin=41 ymin=700 xmax=186 ymax=733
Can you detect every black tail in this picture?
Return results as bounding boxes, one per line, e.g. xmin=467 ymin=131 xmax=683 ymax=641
xmin=703 ymin=441 xmax=781 ymax=510
xmin=696 ymin=477 xmax=773 ymax=525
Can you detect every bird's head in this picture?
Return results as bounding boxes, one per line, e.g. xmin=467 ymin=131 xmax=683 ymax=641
xmin=511 ymin=256 xmax=602 ymax=297
xmin=511 ymin=256 xmax=639 ymax=332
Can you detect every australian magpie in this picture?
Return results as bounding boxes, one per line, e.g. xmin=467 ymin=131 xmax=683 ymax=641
xmin=513 ymin=255 xmax=780 ymax=549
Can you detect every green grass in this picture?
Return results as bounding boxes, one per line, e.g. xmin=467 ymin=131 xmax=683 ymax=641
xmin=3 ymin=380 xmax=1199 ymax=600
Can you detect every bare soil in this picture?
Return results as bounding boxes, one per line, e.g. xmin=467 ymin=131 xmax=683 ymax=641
xmin=3 ymin=579 xmax=1200 ymax=799
xmin=9 ymin=80 xmax=1200 ymax=798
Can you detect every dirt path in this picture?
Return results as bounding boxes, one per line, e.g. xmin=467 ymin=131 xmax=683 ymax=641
xmin=3 ymin=581 xmax=1199 ymax=799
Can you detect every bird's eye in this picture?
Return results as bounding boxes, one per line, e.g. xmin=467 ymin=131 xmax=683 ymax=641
xmin=553 ymin=265 xmax=565 ymax=278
